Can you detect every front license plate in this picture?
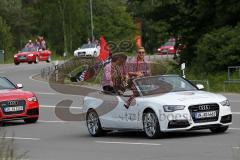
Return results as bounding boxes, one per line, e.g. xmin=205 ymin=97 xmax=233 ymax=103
xmin=19 ymin=56 xmax=26 ymax=59
xmin=4 ymin=106 xmax=24 ymax=112
xmin=195 ymin=111 xmax=217 ymax=119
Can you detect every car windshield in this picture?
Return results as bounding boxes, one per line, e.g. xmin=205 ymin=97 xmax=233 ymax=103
xmin=0 ymin=77 xmax=16 ymax=90
xmin=81 ymin=43 xmax=96 ymax=49
xmin=163 ymin=41 xmax=175 ymax=46
xmin=134 ymin=75 xmax=197 ymax=96
xmin=21 ymin=47 xmax=38 ymax=52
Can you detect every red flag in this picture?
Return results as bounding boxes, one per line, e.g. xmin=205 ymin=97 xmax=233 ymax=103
xmin=98 ymin=36 xmax=109 ymax=62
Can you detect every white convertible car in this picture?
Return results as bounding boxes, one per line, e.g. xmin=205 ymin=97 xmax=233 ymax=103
xmin=83 ymin=75 xmax=232 ymax=138
xmin=74 ymin=43 xmax=100 ymax=57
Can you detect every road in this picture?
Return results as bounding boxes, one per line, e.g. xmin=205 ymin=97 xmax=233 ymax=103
xmin=0 ymin=62 xmax=240 ymax=160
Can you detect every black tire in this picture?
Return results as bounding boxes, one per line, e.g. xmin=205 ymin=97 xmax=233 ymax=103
xmin=86 ymin=109 xmax=105 ymax=137
xmin=28 ymin=61 xmax=32 ymax=64
xmin=24 ymin=117 xmax=38 ymax=124
xmin=143 ymin=110 xmax=161 ymax=139
xmin=14 ymin=62 xmax=20 ymax=65
xmin=210 ymin=126 xmax=229 ymax=133
xmin=34 ymin=56 xmax=39 ymax=64
xmin=46 ymin=56 xmax=51 ymax=63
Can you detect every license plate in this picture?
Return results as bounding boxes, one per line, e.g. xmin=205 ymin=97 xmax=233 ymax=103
xmin=195 ymin=111 xmax=217 ymax=119
xmin=4 ymin=106 xmax=24 ymax=112
xmin=19 ymin=56 xmax=26 ymax=60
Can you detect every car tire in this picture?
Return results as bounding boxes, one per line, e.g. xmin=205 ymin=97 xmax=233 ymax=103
xmin=34 ymin=56 xmax=39 ymax=64
xmin=86 ymin=109 xmax=105 ymax=137
xmin=143 ymin=110 xmax=161 ymax=139
xmin=46 ymin=56 xmax=51 ymax=63
xmin=24 ymin=117 xmax=38 ymax=124
xmin=14 ymin=62 xmax=20 ymax=65
xmin=28 ymin=61 xmax=32 ymax=64
xmin=210 ymin=126 xmax=229 ymax=133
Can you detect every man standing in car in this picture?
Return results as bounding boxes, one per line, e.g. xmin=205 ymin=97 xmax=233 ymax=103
xmin=124 ymin=47 xmax=151 ymax=108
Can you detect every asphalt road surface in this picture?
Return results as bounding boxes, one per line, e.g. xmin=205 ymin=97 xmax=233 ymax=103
xmin=0 ymin=62 xmax=240 ymax=160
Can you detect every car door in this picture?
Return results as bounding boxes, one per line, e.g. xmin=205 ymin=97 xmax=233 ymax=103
xmin=39 ymin=50 xmax=48 ymax=60
xmin=111 ymin=96 xmax=142 ymax=129
xmin=89 ymin=92 xmax=123 ymax=129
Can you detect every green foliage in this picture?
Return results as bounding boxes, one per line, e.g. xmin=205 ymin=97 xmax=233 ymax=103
xmin=193 ymin=24 xmax=240 ymax=73
xmin=0 ymin=16 xmax=14 ymax=62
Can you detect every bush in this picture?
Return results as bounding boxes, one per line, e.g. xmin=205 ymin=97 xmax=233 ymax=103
xmin=193 ymin=24 xmax=240 ymax=73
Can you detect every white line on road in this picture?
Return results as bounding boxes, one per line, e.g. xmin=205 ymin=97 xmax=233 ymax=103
xmin=232 ymin=147 xmax=240 ymax=149
xmin=95 ymin=141 xmax=162 ymax=146
xmin=40 ymin=105 xmax=83 ymax=109
xmin=0 ymin=137 xmax=40 ymax=141
xmin=36 ymin=92 xmax=56 ymax=95
xmin=233 ymin=112 xmax=240 ymax=115
xmin=39 ymin=120 xmax=66 ymax=123
xmin=230 ymin=128 xmax=240 ymax=130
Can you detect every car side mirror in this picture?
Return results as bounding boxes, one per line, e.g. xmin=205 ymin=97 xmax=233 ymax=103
xmin=196 ymin=84 xmax=204 ymax=90
xmin=16 ymin=83 xmax=23 ymax=89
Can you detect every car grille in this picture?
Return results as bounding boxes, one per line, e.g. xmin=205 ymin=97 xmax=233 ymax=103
xmin=78 ymin=52 xmax=86 ymax=56
xmin=0 ymin=100 xmax=26 ymax=115
xmin=188 ymin=103 xmax=219 ymax=123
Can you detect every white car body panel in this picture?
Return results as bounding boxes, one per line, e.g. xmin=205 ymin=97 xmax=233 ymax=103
xmin=83 ymin=90 xmax=232 ymax=132
xmin=74 ymin=45 xmax=100 ymax=57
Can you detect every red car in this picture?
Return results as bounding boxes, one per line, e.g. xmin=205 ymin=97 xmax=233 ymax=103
xmin=0 ymin=77 xmax=39 ymax=124
xmin=14 ymin=47 xmax=52 ymax=65
xmin=157 ymin=39 xmax=176 ymax=55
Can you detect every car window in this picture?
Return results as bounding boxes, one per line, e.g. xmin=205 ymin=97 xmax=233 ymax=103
xmin=81 ymin=44 xmax=96 ymax=49
xmin=135 ymin=76 xmax=197 ymax=96
xmin=0 ymin=77 xmax=16 ymax=90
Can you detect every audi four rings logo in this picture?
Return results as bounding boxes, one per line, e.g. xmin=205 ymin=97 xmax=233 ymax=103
xmin=199 ymin=105 xmax=210 ymax=110
xmin=8 ymin=101 xmax=18 ymax=106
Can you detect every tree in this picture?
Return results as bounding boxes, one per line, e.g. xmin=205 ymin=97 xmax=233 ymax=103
xmin=0 ymin=16 xmax=14 ymax=62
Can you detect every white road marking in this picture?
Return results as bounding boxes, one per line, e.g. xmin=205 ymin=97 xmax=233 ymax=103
xmin=232 ymin=147 xmax=240 ymax=149
xmin=29 ymin=74 xmax=49 ymax=84
xmin=39 ymin=120 xmax=66 ymax=123
xmin=40 ymin=105 xmax=83 ymax=109
xmin=233 ymin=112 xmax=240 ymax=115
xmin=230 ymin=100 xmax=240 ymax=103
xmin=230 ymin=128 xmax=240 ymax=130
xmin=95 ymin=141 xmax=162 ymax=146
xmin=0 ymin=137 xmax=40 ymax=141
xmin=36 ymin=92 xmax=56 ymax=95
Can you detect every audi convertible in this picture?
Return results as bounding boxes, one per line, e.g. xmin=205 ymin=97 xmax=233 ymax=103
xmin=14 ymin=47 xmax=51 ymax=65
xmin=0 ymin=77 xmax=39 ymax=124
xmin=83 ymin=75 xmax=232 ymax=138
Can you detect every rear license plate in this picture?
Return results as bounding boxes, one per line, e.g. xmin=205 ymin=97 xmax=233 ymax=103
xmin=4 ymin=106 xmax=24 ymax=112
xmin=195 ymin=111 xmax=217 ymax=119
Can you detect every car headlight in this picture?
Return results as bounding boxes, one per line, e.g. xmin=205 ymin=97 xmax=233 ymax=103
xmin=163 ymin=105 xmax=185 ymax=112
xmin=220 ymin=100 xmax=230 ymax=106
xmin=14 ymin=55 xmax=18 ymax=58
xmin=28 ymin=54 xmax=34 ymax=56
xmin=28 ymin=96 xmax=38 ymax=102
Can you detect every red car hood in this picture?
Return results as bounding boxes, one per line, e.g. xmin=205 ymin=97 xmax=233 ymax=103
xmin=15 ymin=52 xmax=31 ymax=56
xmin=0 ymin=89 xmax=34 ymax=101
